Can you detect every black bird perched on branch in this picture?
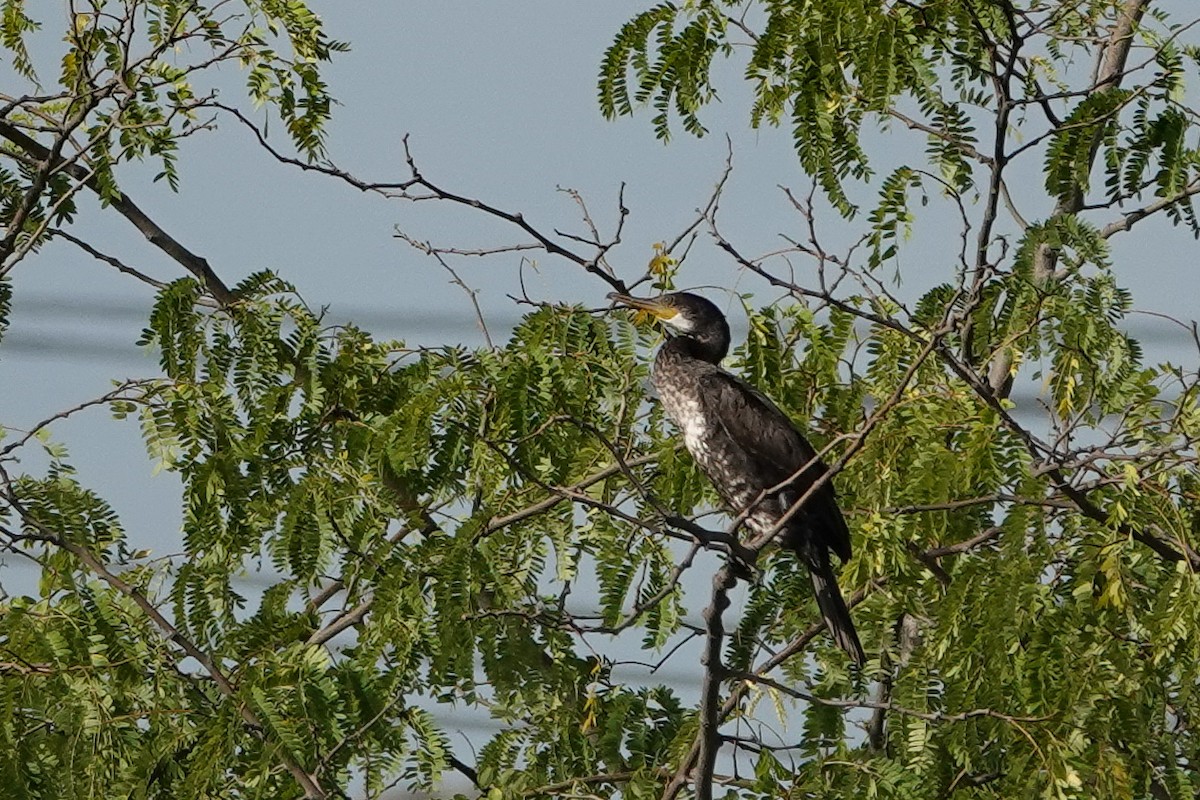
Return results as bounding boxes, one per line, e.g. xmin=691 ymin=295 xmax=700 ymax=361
xmin=609 ymin=291 xmax=865 ymax=665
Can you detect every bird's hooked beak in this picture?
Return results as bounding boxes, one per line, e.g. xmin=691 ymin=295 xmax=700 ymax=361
xmin=607 ymin=292 xmax=678 ymax=324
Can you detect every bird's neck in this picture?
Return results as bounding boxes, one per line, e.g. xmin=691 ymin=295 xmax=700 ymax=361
xmin=660 ymin=328 xmax=729 ymax=365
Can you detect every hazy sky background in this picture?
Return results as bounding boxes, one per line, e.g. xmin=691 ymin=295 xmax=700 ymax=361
xmin=1 ymin=5 xmax=854 ymax=781
xmin=4 ymin=3 xmax=889 ymax=555
xmin=2 ymin=3 xmax=1198 ymax=792
xmin=4 ymin=2 xmax=1195 ymax=538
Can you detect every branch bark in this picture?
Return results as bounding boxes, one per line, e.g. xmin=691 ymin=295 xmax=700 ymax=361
xmin=693 ymin=565 xmax=737 ymax=800
xmin=0 ymin=119 xmax=234 ymax=305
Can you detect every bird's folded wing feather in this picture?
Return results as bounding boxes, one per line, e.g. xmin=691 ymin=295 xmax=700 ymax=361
xmin=696 ymin=370 xmax=852 ymax=560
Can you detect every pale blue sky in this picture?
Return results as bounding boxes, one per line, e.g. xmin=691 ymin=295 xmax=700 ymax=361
xmin=3 ymin=0 xmax=1198 ymax=613
xmin=3 ymin=0 xmax=1198 ymax=610
xmin=1 ymin=7 xmax=1198 ymax=788
xmin=1 ymin=3 xmax=865 ymax=556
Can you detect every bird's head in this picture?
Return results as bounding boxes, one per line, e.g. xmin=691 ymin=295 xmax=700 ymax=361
xmin=607 ymin=291 xmax=730 ymax=362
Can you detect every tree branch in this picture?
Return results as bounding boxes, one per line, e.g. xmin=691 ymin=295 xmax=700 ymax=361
xmin=0 ymin=381 xmax=154 ymax=458
xmin=398 ymin=136 xmax=629 ymax=293
xmin=0 ymin=119 xmax=234 ymax=304
xmin=693 ymin=564 xmax=737 ymax=800
xmin=48 ymin=228 xmax=175 ymax=295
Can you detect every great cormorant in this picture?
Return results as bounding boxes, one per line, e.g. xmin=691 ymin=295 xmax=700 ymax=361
xmin=610 ymin=291 xmax=865 ymax=665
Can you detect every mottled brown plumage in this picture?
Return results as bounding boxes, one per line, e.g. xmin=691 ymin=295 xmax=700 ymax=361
xmin=610 ymin=291 xmax=864 ymax=664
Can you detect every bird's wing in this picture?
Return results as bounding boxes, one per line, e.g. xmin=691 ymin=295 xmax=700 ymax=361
xmin=696 ymin=369 xmax=822 ymax=480
xmin=697 ymin=369 xmax=852 ymax=560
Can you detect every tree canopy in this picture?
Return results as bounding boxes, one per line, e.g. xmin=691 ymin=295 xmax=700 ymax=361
xmin=3 ymin=1 xmax=1200 ymax=798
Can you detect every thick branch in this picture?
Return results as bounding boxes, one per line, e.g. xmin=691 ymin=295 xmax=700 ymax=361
xmin=1099 ymin=177 xmax=1200 ymax=238
xmin=0 ymin=119 xmax=234 ymax=304
xmin=693 ymin=565 xmax=737 ymax=800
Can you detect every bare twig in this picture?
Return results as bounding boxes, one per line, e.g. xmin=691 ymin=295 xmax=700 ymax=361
xmin=48 ymin=228 xmax=175 ymax=294
xmin=398 ymin=136 xmax=629 ymax=293
xmin=0 ymin=381 xmax=154 ymax=458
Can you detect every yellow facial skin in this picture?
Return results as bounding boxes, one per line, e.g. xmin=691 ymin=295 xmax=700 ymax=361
xmin=607 ymin=293 xmax=679 ymax=326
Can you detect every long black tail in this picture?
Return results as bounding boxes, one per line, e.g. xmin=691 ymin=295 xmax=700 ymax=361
xmin=805 ymin=546 xmax=865 ymax=666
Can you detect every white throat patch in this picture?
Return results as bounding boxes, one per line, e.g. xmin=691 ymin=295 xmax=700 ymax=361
xmin=664 ymin=311 xmax=696 ymax=333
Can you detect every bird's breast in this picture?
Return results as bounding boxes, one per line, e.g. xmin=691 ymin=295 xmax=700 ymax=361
xmin=654 ymin=381 xmax=710 ymax=457
xmin=653 ymin=367 xmax=780 ymax=531
xmin=656 ymin=379 xmax=741 ymax=490
xmin=677 ymin=399 xmax=712 ymax=457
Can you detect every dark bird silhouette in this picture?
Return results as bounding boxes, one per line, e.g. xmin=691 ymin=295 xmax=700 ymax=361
xmin=610 ymin=291 xmax=864 ymax=664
